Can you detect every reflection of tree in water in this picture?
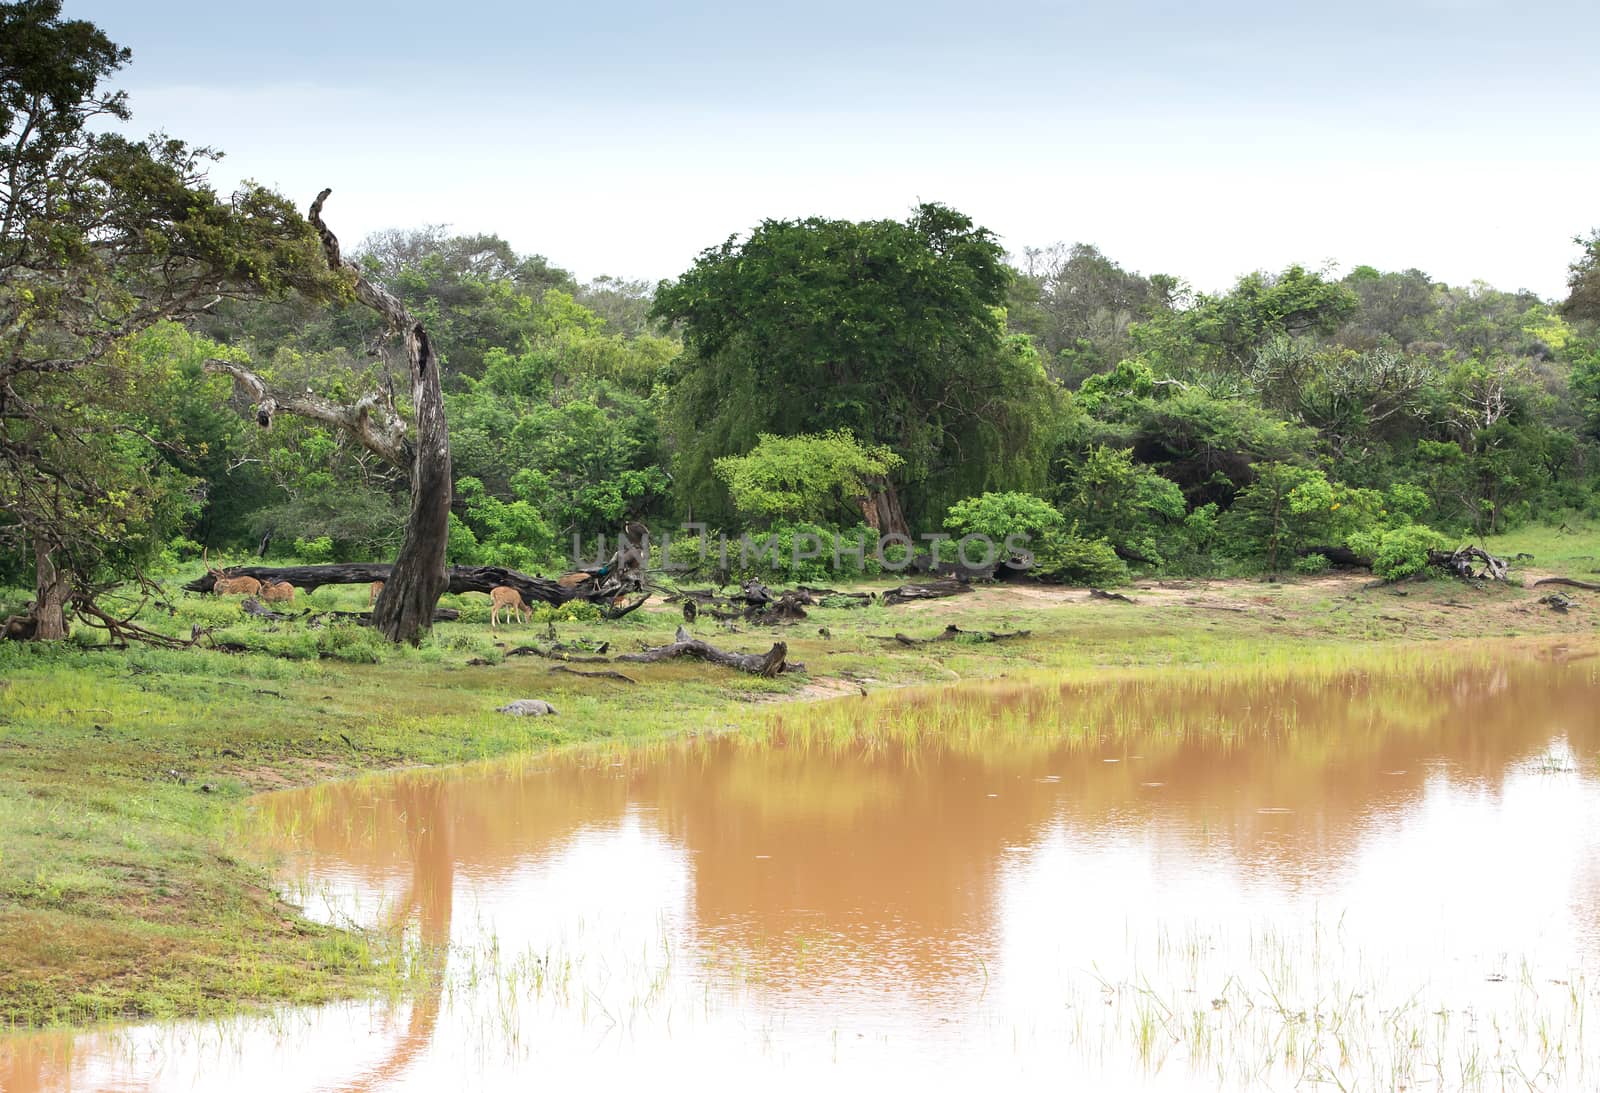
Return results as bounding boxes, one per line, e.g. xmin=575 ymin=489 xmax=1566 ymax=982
xmin=261 ymin=648 xmax=1599 ymax=1054
xmin=329 ymin=778 xmax=453 ymax=1093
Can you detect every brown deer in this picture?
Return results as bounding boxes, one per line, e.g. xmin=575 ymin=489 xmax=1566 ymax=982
xmin=368 ymin=580 xmax=384 ymax=606
xmin=204 ymin=547 xmax=263 ymax=597
xmin=489 ymin=585 xmax=531 ymax=628
xmin=260 ymin=581 xmax=296 ymax=604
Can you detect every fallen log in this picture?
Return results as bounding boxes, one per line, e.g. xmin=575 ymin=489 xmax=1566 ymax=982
xmin=1428 ymin=545 xmax=1508 ymax=581
xmin=879 ymin=624 xmax=1031 ymax=645
xmin=242 ymin=600 xmax=459 ymax=625
xmin=617 ymin=625 xmax=798 ymax=676
xmin=1533 ymin=577 xmax=1600 ymax=592
xmin=548 ymin=665 xmax=637 ymax=684
xmin=881 ymin=579 xmax=972 ymax=607
xmin=799 ymin=586 xmax=875 ymax=607
xmin=185 ymin=563 xmax=583 ymax=606
xmin=505 ymin=644 xmax=611 ymax=664
xmin=1089 ymin=588 xmax=1136 ymax=604
xmin=603 ymin=592 xmax=651 ymax=620
xmin=1299 ymin=545 xmax=1374 ymax=570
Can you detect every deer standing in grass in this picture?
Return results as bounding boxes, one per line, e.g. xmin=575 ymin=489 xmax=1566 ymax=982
xmin=489 ymin=585 xmax=531 ymax=628
xmin=204 ymin=548 xmax=262 ymax=597
xmin=368 ymin=581 xmax=384 ymax=606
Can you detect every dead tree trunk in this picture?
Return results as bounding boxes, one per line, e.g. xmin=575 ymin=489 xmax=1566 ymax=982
xmin=311 ymin=190 xmax=451 ymax=645
xmin=1428 ymin=545 xmax=1508 ymax=581
xmin=206 ymin=190 xmax=451 ymax=645
xmin=617 ymin=625 xmax=797 ymax=676
xmin=859 ymin=476 xmax=911 ymax=539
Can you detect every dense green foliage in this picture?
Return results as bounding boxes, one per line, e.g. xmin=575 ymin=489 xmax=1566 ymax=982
xmin=3 ymin=2 xmax=1598 ymax=605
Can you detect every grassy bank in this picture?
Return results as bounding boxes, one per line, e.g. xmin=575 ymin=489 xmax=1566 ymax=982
xmin=1 ymin=555 xmax=1596 ymax=1030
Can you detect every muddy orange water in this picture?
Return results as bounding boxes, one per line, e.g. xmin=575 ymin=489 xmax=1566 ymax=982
xmin=5 ymin=642 xmax=1600 ymax=1091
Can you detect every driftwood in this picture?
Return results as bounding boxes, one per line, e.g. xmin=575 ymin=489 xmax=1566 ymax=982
xmin=881 ymin=579 xmax=972 ymax=606
xmin=880 ymin=624 xmax=1031 ymax=645
xmin=604 ymin=593 xmax=651 ymax=620
xmin=1534 ymin=577 xmax=1600 ymax=592
xmin=241 ymin=599 xmax=292 ymax=621
xmin=799 ymin=586 xmax=875 ymax=608
xmin=505 ymin=644 xmax=611 ymax=664
xmin=1539 ymin=593 xmax=1578 ymax=614
xmin=666 ymin=582 xmax=812 ymax=624
xmin=617 ymin=625 xmax=798 ymax=676
xmin=1089 ymin=588 xmax=1136 ymax=604
xmin=1428 ymin=545 xmax=1508 ymax=581
xmin=548 ymin=665 xmax=637 ymax=684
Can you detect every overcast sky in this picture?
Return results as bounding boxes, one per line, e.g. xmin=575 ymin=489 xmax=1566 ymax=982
xmin=72 ymin=0 xmax=1600 ymax=298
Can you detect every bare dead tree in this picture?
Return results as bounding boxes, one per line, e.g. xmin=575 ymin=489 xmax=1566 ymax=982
xmin=204 ymin=189 xmax=452 ymax=644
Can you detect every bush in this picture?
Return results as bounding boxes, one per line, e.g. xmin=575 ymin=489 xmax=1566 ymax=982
xmin=1293 ymin=553 xmax=1331 ymax=575
xmin=660 ymin=522 xmax=885 ymax=583
xmin=294 ymin=535 xmax=335 ymax=563
xmin=1350 ymin=524 xmax=1451 ymax=581
xmin=1034 ymin=531 xmax=1129 ymax=587
xmin=944 ymin=491 xmax=1063 ymax=558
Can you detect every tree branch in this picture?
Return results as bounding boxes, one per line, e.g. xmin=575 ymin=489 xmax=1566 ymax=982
xmin=202 ymin=358 xmax=410 ymax=466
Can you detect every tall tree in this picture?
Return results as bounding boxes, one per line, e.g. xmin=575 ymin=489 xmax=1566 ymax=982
xmin=0 ymin=0 xmax=330 ymax=639
xmin=206 ymin=190 xmax=454 ymax=645
xmin=654 ymin=203 xmax=1055 ymax=531
xmin=1565 ymin=229 xmax=1600 ymax=324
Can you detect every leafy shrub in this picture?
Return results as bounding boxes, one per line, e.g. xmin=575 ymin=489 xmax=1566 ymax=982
xmin=1293 ymin=553 xmax=1331 ymax=575
xmin=1349 ymin=524 xmax=1450 ymax=581
xmin=294 ymin=535 xmax=335 ymax=563
xmin=1034 ymin=531 xmax=1129 ymax=587
xmin=714 ymin=431 xmax=902 ymax=526
xmin=944 ymin=491 xmax=1063 ymax=551
xmin=531 ymin=601 xmax=602 ymax=624
xmin=1055 ymin=446 xmax=1185 ymax=564
xmin=661 ymin=522 xmax=885 ymax=583
xmin=315 ymin=623 xmax=388 ymax=663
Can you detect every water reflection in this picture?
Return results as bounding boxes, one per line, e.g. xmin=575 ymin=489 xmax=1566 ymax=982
xmin=4 ymin=642 xmax=1598 ymax=1090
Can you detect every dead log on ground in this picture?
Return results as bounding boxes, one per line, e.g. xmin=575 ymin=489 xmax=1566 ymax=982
xmin=1089 ymin=588 xmax=1136 ymax=604
xmin=1428 ymin=545 xmax=1508 ymax=581
xmin=881 ymin=579 xmax=972 ymax=606
xmin=799 ymin=586 xmax=875 ymax=607
xmin=617 ymin=625 xmax=799 ymax=676
xmin=1299 ymin=545 xmax=1374 ymax=570
xmin=879 ymin=624 xmax=1030 ymax=645
xmin=548 ymin=665 xmax=637 ymax=684
xmin=505 ymin=644 xmax=611 ymax=664
xmin=604 ymin=593 xmax=651 ymax=620
xmin=1534 ymin=577 xmax=1600 ymax=592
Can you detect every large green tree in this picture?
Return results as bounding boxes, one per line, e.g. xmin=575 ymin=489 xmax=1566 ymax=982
xmin=0 ymin=0 xmax=330 ymax=638
xmin=1566 ymin=229 xmax=1600 ymax=324
xmin=654 ymin=203 xmax=1055 ymax=531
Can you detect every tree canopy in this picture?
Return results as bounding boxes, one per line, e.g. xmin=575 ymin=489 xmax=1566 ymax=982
xmin=653 ymin=203 xmax=1056 ymax=529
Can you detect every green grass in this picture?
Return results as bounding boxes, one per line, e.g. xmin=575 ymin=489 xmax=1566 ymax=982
xmin=1481 ymin=517 xmax=1600 ymax=577
xmin=0 ymin=562 xmax=1596 ymax=1030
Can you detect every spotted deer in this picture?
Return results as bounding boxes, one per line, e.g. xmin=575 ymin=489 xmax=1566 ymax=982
xmin=489 ymin=585 xmax=531 ymax=628
xmin=260 ymin=581 xmax=296 ymax=604
xmin=204 ymin=548 xmax=263 ymax=597
xmin=368 ymin=580 xmax=384 ymax=606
